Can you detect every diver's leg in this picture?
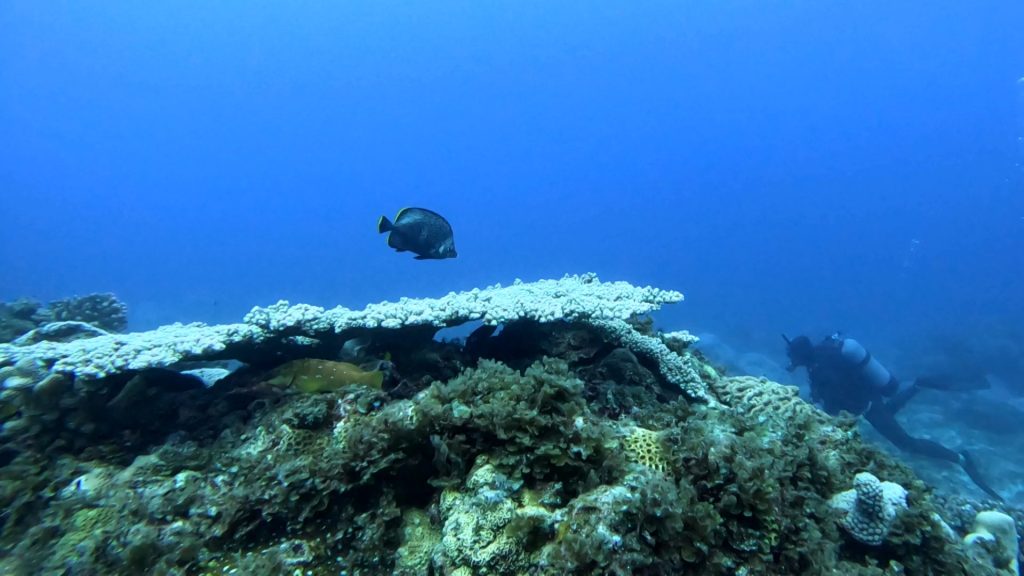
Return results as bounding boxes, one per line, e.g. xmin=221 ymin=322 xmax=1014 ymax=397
xmin=958 ymin=451 xmax=1005 ymax=502
xmin=864 ymin=403 xmax=1003 ymax=501
xmin=884 ymin=383 xmax=920 ymax=414
xmin=863 ymin=402 xmax=958 ymax=461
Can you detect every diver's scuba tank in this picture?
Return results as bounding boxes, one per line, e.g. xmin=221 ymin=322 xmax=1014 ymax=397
xmin=832 ymin=334 xmax=900 ymax=395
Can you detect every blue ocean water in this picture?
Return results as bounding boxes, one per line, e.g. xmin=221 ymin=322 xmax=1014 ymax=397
xmin=2 ymin=6 xmax=1023 ymax=390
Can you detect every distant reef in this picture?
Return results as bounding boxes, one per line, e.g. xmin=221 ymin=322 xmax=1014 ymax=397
xmin=0 ymin=292 xmax=128 ymax=343
xmin=0 ymin=274 xmax=1019 ymax=575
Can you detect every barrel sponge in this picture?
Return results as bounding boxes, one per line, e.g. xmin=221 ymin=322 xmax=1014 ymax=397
xmin=829 ymin=472 xmax=908 ymax=545
xmin=963 ymin=510 xmax=1020 ymax=575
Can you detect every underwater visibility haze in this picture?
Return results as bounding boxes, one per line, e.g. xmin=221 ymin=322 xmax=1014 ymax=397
xmin=2 ymin=2 xmax=1024 ymax=574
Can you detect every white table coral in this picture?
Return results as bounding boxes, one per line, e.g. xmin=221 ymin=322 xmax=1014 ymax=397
xmin=244 ymin=273 xmax=683 ymax=332
xmin=0 ymin=323 xmax=261 ymax=380
xmin=0 ymin=274 xmax=702 ymax=397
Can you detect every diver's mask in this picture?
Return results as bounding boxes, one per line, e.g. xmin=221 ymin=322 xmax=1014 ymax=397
xmin=782 ymin=334 xmax=815 ymax=372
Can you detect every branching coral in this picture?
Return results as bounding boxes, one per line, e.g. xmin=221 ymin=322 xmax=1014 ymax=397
xmin=46 ymin=293 xmax=129 ymax=333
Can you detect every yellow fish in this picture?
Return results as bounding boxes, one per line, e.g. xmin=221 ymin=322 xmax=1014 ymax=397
xmin=264 ymin=359 xmax=384 ymax=393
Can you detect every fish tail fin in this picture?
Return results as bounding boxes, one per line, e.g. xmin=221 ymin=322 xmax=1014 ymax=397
xmin=377 ymin=216 xmax=394 ymax=234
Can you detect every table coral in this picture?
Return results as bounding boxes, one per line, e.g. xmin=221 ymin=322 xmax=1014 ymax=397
xmin=0 ymin=274 xmax=703 ymax=397
xmin=588 ymin=318 xmax=706 ymax=399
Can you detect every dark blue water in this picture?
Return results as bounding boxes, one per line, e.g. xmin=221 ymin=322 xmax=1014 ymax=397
xmin=3 ymin=2 xmax=1023 ymax=375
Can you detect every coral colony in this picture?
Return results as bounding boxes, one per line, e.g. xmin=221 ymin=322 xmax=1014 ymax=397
xmin=0 ymin=275 xmax=1019 ymax=574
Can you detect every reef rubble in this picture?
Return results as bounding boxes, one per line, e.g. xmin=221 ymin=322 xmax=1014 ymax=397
xmin=0 ymin=275 xmax=1019 ymax=575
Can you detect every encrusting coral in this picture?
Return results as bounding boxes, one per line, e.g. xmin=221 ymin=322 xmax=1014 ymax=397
xmin=711 ymin=375 xmax=833 ymax=428
xmin=621 ymin=425 xmax=671 ymax=475
xmin=0 ymin=276 xmax=1012 ymax=575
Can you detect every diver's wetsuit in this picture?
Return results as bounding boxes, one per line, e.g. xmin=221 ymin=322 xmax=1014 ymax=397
xmin=789 ymin=334 xmax=1003 ymax=500
xmin=807 ymin=343 xmax=959 ymax=460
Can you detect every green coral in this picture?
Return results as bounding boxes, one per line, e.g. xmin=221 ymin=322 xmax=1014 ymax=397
xmin=415 ymin=357 xmax=617 ymax=484
xmin=54 ymin=507 xmax=120 ymax=558
xmin=394 ymin=508 xmax=441 ymax=575
xmin=439 ymin=459 xmax=523 ymax=573
xmin=543 ymin=470 xmax=711 ymax=572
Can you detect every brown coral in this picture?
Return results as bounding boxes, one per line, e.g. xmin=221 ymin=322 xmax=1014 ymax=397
xmin=710 ymin=375 xmax=832 ymax=428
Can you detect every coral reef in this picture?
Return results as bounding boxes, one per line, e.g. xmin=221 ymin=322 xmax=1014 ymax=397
xmin=0 ymin=299 xmax=42 ymax=343
xmin=244 ymin=273 xmax=683 ymax=332
xmin=0 ymin=274 xmax=699 ymax=393
xmin=0 ymin=322 xmax=262 ymax=379
xmin=962 ymin=510 xmax=1020 ymax=575
xmin=12 ymin=321 xmax=110 ymax=345
xmin=829 ymin=472 xmax=909 ymax=545
xmin=621 ymin=425 xmax=670 ymax=474
xmin=0 ymin=293 xmax=129 ymax=344
xmin=46 ymin=293 xmax=128 ymax=332
xmin=0 ymin=275 xmax=1014 ymax=575
xmin=588 ymin=318 xmax=706 ymax=399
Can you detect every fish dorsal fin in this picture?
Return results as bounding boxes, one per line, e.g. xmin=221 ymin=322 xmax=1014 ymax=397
xmin=396 ymin=207 xmax=444 ymax=221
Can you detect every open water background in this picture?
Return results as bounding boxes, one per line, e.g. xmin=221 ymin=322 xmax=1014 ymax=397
xmin=2 ymin=2 xmax=1023 ymax=389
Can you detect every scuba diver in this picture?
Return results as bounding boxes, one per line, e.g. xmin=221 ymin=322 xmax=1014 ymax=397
xmin=783 ymin=332 xmax=1003 ymax=501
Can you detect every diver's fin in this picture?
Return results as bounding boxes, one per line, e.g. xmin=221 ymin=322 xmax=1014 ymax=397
xmin=377 ymin=216 xmax=394 ymax=233
xmin=959 ymin=450 xmax=1004 ymax=502
xmin=913 ymin=374 xmax=991 ymax=392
